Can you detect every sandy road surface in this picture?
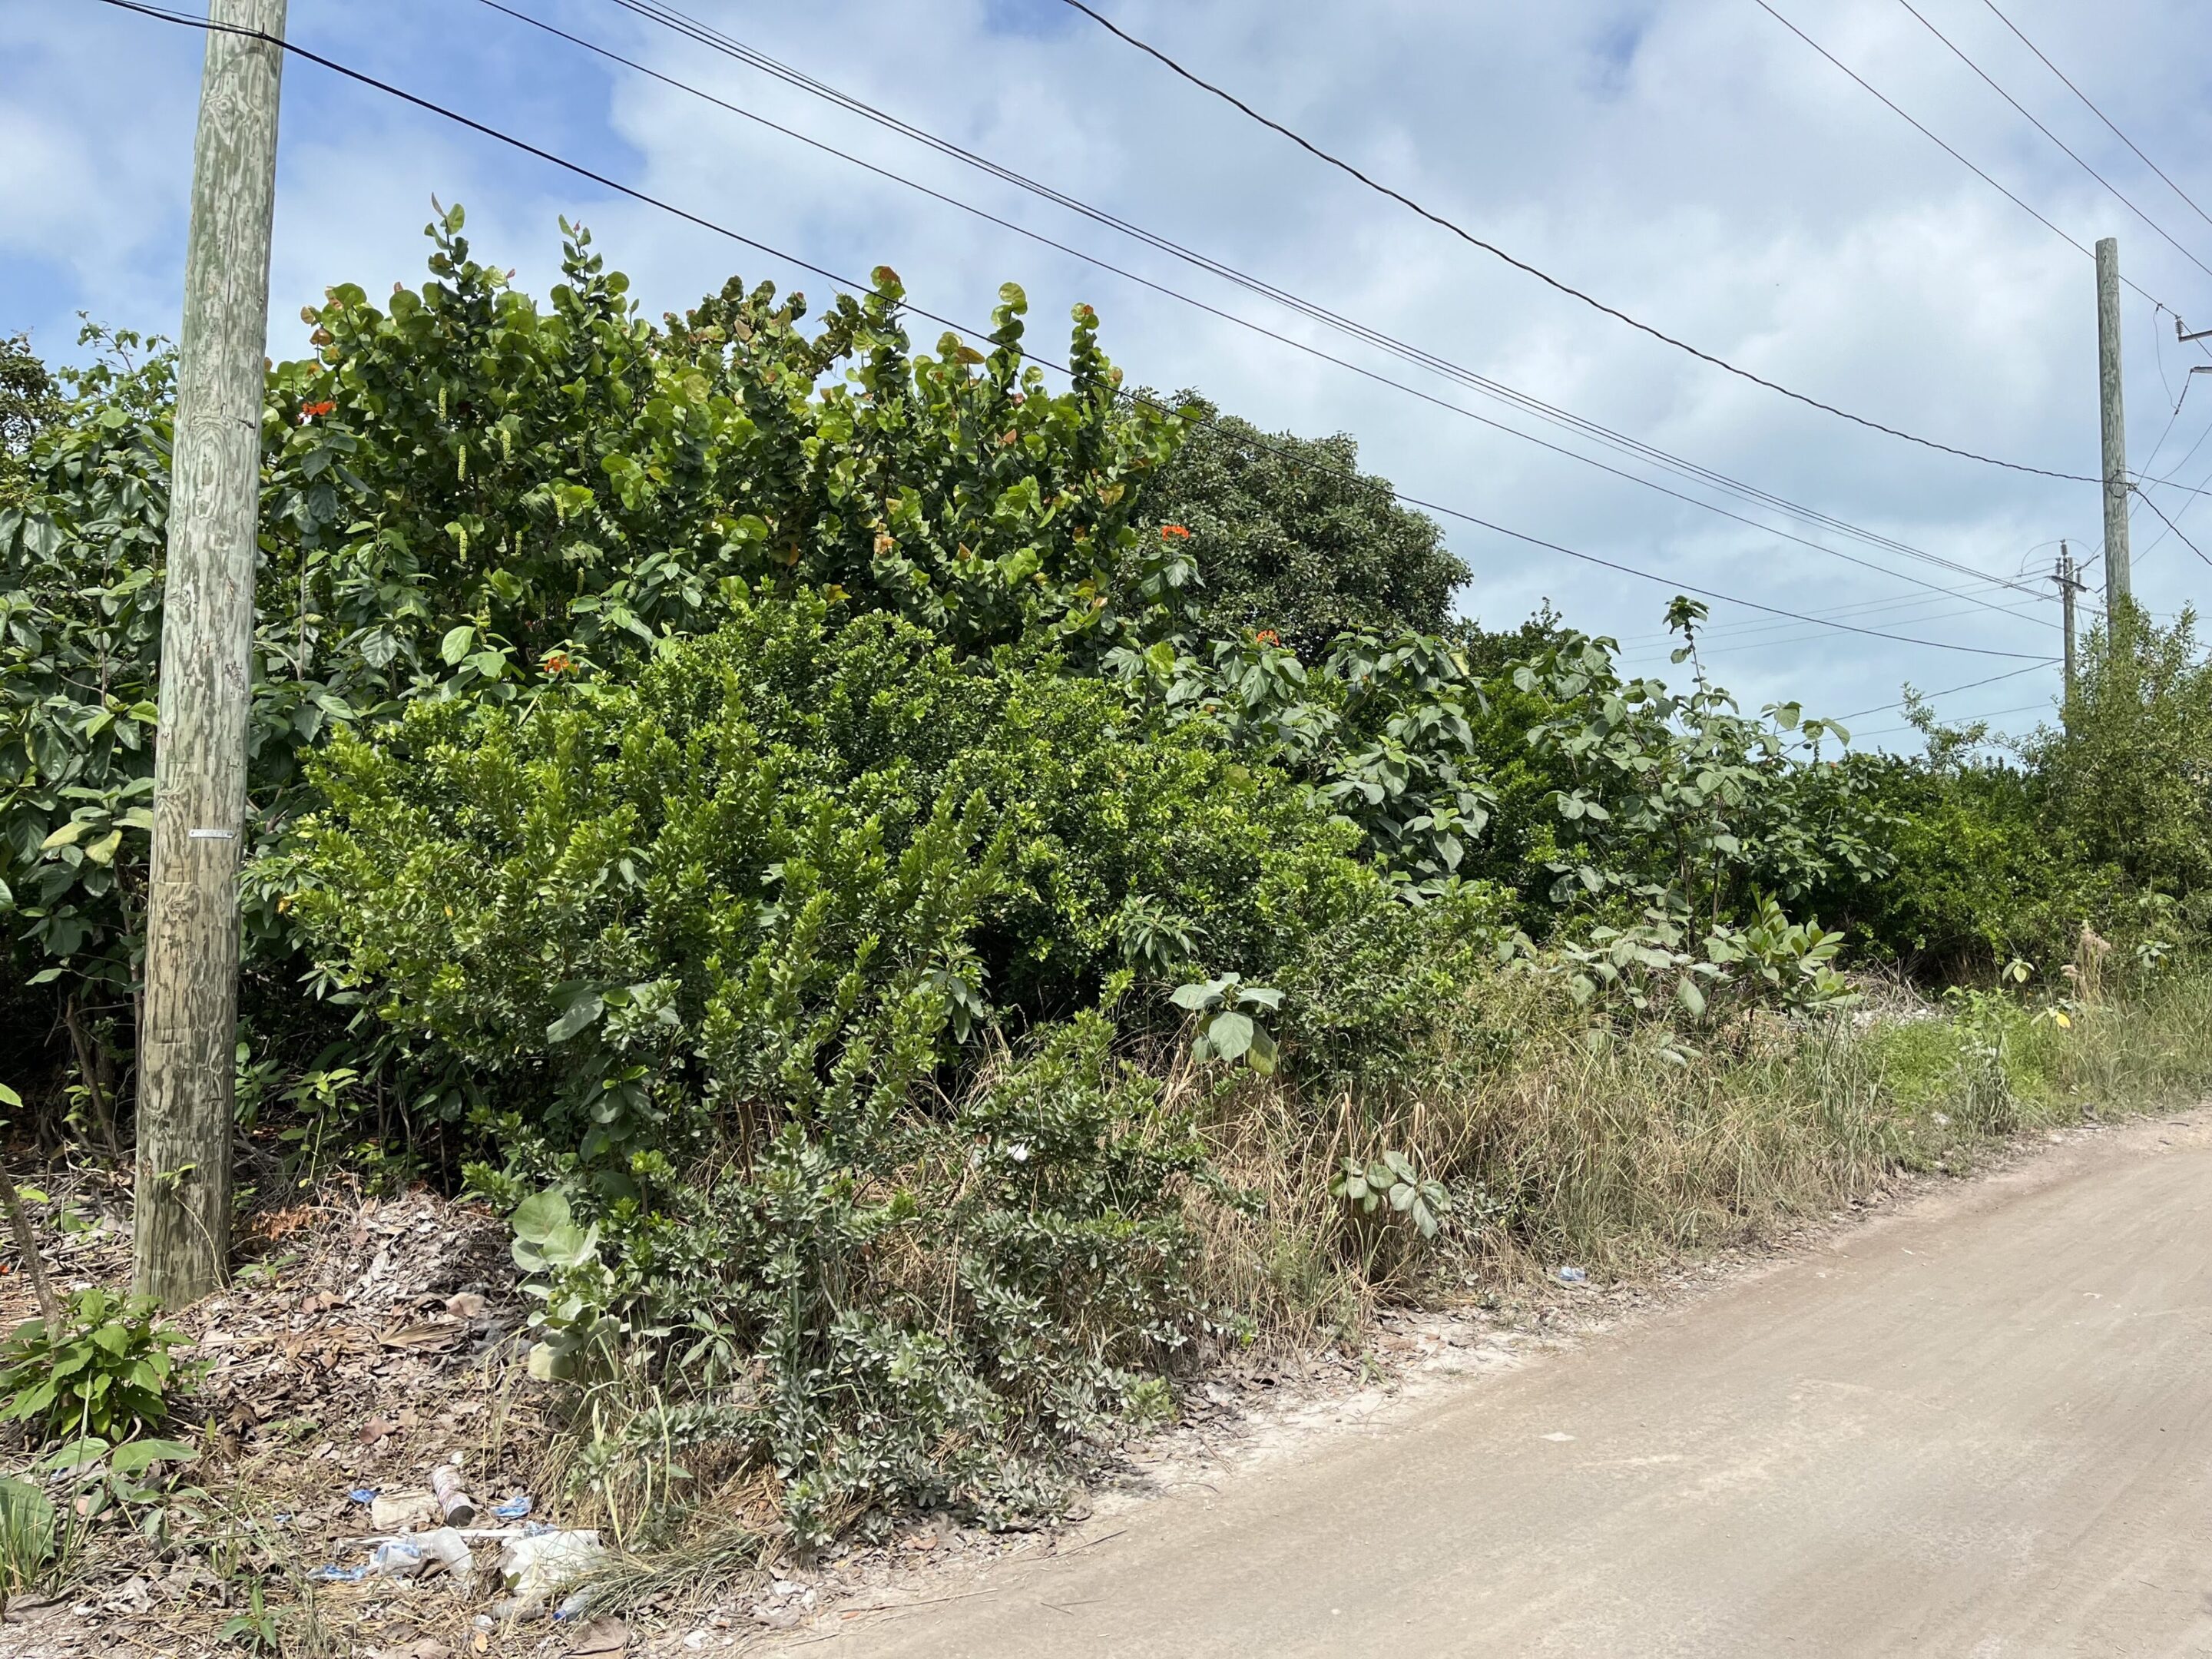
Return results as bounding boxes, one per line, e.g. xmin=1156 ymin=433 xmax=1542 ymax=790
xmin=821 ymin=1110 xmax=2212 ymax=1657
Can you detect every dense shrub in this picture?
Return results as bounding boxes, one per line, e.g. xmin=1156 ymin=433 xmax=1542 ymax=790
xmin=1795 ymin=753 xmax=2114 ymax=973
xmin=283 ymin=590 xmax=1377 ymax=1159
xmin=502 ymin=1015 xmax=1201 ymax=1542
xmin=2035 ymin=608 xmax=2212 ymax=899
xmin=2 ymin=212 xmax=1190 ymax=1137
xmin=1143 ymin=399 xmax=1468 ymax=655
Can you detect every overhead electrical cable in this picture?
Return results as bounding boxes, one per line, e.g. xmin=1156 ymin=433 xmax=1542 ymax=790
xmin=1976 ymin=0 xmax=2212 ymax=239
xmin=1833 ymin=659 xmax=2058 ymax=723
xmin=2134 ymin=443 xmax=2212 ymax=563
xmin=1751 ymin=0 xmax=2178 ymax=316
xmin=1891 ymin=0 xmax=2212 ymax=285
xmin=1852 ymin=698 xmax=2052 ymax=740
xmin=1058 ymin=0 xmax=2116 ymax=482
xmin=1674 ymin=593 xmax=2058 ymax=659
xmin=94 ymin=0 xmax=2058 ymax=665
xmin=1618 ymin=580 xmax=2052 ymax=649
xmin=481 ymin=0 xmax=2058 ymax=621
xmin=2128 ymin=485 xmax=2212 ymax=568
xmin=568 ymin=0 xmax=2055 ymax=610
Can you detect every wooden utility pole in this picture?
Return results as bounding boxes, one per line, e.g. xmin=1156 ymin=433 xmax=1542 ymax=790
xmin=135 ymin=0 xmax=287 ymax=1305
xmin=2095 ymin=237 xmax=2131 ymax=616
xmin=2055 ymin=541 xmax=2080 ymax=707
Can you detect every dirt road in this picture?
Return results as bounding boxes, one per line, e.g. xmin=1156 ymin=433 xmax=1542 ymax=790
xmin=822 ymin=1111 xmax=2212 ymax=1657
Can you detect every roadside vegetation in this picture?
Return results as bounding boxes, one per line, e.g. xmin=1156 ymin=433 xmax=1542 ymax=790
xmin=5 ymin=214 xmax=2212 ymax=1635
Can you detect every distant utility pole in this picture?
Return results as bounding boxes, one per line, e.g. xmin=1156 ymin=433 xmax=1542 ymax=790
xmin=135 ymin=0 xmax=287 ymax=1306
xmin=2054 ymin=541 xmax=2081 ymax=707
xmin=2095 ymin=237 xmax=2131 ymax=616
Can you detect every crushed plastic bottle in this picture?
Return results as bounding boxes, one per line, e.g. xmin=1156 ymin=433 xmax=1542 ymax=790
xmin=367 ymin=1527 xmax=475 ymax=1585
xmin=1555 ymin=1266 xmax=1588 ymax=1284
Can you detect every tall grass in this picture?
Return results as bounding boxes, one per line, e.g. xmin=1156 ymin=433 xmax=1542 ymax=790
xmin=1190 ymin=962 xmax=2212 ymax=1346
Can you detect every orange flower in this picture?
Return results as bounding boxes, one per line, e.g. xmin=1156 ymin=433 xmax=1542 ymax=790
xmin=1255 ymin=629 xmax=1280 ymax=647
xmin=1160 ymin=523 xmax=1190 ymax=540
xmin=542 ymin=651 xmax=572 ymax=674
xmin=301 ymin=399 xmax=336 ymax=419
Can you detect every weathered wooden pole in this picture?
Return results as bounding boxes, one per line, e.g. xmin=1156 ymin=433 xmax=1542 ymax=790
xmin=134 ymin=0 xmax=287 ymax=1305
xmin=2095 ymin=237 xmax=2131 ymax=618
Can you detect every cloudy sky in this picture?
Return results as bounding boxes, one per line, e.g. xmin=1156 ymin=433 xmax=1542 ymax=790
xmin=8 ymin=0 xmax=2212 ymax=745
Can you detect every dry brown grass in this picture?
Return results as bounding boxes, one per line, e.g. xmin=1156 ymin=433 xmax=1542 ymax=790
xmin=1186 ymin=962 xmax=2212 ymax=1350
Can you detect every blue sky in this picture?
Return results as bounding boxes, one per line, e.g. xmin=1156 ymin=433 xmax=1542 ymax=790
xmin=9 ymin=0 xmax=2212 ymax=747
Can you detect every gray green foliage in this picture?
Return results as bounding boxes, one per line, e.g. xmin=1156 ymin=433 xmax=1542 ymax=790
xmin=1144 ymin=399 xmax=1468 ymax=654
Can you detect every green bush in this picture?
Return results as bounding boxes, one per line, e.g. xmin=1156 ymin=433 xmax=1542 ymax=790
xmin=283 ymin=588 xmax=1378 ymax=1162
xmin=0 ymin=1286 xmax=189 ymax=1445
xmin=2 ymin=212 xmax=1190 ymax=1120
xmin=503 ymin=1015 xmax=1201 ymax=1542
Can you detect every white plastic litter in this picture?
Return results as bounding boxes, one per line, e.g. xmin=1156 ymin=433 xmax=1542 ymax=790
xmin=368 ymin=1526 xmax=476 ymax=1586
xmin=493 ymin=1528 xmax=608 ymax=1615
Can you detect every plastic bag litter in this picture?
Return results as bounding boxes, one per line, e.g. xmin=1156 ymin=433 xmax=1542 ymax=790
xmin=493 ymin=1528 xmax=608 ymax=1616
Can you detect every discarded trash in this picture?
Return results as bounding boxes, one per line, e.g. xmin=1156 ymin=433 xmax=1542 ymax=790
xmin=369 ymin=1538 xmax=426 ymax=1578
xmin=370 ymin=1489 xmax=442 ymax=1532
xmin=492 ymin=1492 xmax=534 ymax=1521
xmin=313 ymin=1563 xmax=371 ymax=1583
xmin=348 ymin=1487 xmax=380 ymax=1506
xmin=559 ymin=1617 xmax=629 ymax=1655
xmin=496 ymin=1528 xmax=609 ymax=1615
xmin=416 ymin=1526 xmax=477 ymax=1585
xmin=432 ymin=1462 xmax=478 ymax=1526
xmin=1555 ymin=1266 xmax=1588 ymax=1284
xmin=368 ymin=1527 xmax=475 ymax=1585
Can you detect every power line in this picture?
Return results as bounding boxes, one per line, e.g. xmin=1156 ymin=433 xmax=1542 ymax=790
xmin=1891 ymin=0 xmax=2212 ymax=286
xmin=95 ymin=0 xmax=2056 ymax=666
xmin=2134 ymin=441 xmax=2212 ymax=564
xmin=492 ymin=2 xmax=2059 ymax=624
xmin=1977 ymin=0 xmax=2212 ymax=240
xmin=1059 ymin=0 xmax=2105 ymax=484
xmin=2128 ymin=483 xmax=2212 ymax=568
xmin=1689 ymin=595 xmax=2058 ymax=661
xmin=1833 ymin=659 xmax=2055 ymax=722
xmin=1619 ymin=581 xmax=2051 ymax=651
xmin=1753 ymin=0 xmax=2175 ymax=315
xmin=1629 ymin=575 xmax=2041 ymax=637
xmin=1852 ymin=698 xmax=2052 ymax=740
xmin=571 ymin=0 xmax=2055 ymax=611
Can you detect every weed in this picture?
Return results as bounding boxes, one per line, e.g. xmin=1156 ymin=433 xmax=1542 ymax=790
xmin=0 ymin=1286 xmax=190 ymax=1445
xmin=0 ymin=1476 xmax=55 ymax=1613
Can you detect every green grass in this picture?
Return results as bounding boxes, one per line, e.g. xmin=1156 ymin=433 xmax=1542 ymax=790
xmin=1193 ymin=962 xmax=2212 ymax=1337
